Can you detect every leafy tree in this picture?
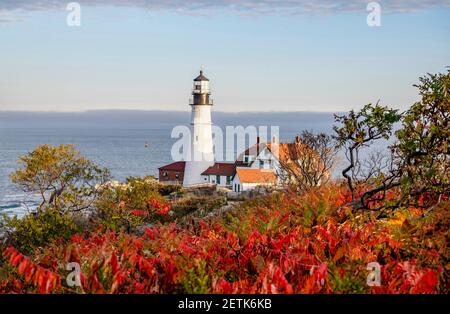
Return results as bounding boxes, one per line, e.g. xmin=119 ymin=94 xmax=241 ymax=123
xmin=395 ymin=69 xmax=449 ymax=205
xmin=334 ymin=69 xmax=449 ymax=211
xmin=10 ymin=144 xmax=111 ymax=214
xmin=333 ymin=103 xmax=402 ymax=209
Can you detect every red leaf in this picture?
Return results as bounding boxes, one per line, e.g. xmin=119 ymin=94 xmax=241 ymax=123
xmin=17 ymin=259 xmax=29 ymax=275
xmin=11 ymin=254 xmax=23 ymax=267
xmin=110 ymin=253 xmax=120 ymax=275
xmin=130 ymin=209 xmax=147 ymax=216
xmin=412 ymin=270 xmax=438 ymax=294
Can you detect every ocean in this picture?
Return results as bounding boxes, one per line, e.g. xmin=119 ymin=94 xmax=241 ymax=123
xmin=0 ymin=111 xmax=339 ymax=217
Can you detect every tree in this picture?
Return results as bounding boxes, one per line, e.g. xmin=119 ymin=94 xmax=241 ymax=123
xmin=334 ymin=69 xmax=449 ymax=211
xmin=10 ymin=144 xmax=111 ymax=214
xmin=351 ymin=149 xmax=393 ymax=184
xmin=395 ymin=69 xmax=449 ymax=206
xmin=333 ymin=103 xmax=402 ymax=209
xmin=277 ymin=131 xmax=338 ymax=190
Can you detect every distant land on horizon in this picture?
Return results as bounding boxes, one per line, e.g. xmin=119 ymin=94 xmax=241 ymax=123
xmin=0 ymin=110 xmax=342 ymax=132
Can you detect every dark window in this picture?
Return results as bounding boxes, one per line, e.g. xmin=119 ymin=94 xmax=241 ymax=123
xmin=259 ymin=160 xmax=264 ymax=168
xmin=216 ymin=175 xmax=221 ymax=184
xmin=175 ymin=174 xmax=179 ymax=179
xmin=163 ymin=172 xmax=168 ymax=177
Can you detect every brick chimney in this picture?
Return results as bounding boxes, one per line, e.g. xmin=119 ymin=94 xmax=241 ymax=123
xmin=257 ymin=136 xmax=260 ymax=155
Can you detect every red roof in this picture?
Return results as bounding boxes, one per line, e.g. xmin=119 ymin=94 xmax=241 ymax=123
xmin=201 ymin=163 xmax=236 ymax=176
xmin=158 ymin=161 xmax=186 ymax=171
xmin=267 ymin=143 xmax=318 ymax=163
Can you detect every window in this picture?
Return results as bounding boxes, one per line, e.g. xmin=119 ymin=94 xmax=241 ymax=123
xmin=163 ymin=172 xmax=168 ymax=177
xmin=259 ymin=160 xmax=264 ymax=168
xmin=226 ymin=176 xmax=232 ymax=185
xmin=216 ymin=175 xmax=221 ymax=184
xmin=175 ymin=174 xmax=179 ymax=179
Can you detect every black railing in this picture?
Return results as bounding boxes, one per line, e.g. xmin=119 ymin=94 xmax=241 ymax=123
xmin=189 ymin=99 xmax=214 ymax=105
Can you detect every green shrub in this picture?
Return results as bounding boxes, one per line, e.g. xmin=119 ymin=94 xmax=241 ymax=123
xmin=94 ymin=177 xmax=166 ymax=232
xmin=1 ymin=208 xmax=81 ymax=254
xmin=171 ymin=195 xmax=227 ymax=219
xmin=179 ymin=260 xmax=211 ymax=294
xmin=158 ymin=184 xmax=183 ymax=196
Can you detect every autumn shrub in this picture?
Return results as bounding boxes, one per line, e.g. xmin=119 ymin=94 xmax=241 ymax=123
xmin=94 ymin=177 xmax=168 ymax=232
xmin=0 ymin=184 xmax=447 ymax=294
xmin=179 ymin=259 xmax=211 ymax=294
xmin=0 ymin=208 xmax=81 ymax=255
xmin=170 ymin=195 xmax=227 ymax=219
xmin=157 ymin=184 xmax=183 ymax=197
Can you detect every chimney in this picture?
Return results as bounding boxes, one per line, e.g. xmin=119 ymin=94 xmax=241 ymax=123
xmin=271 ymin=136 xmax=279 ymax=161
xmin=257 ymin=136 xmax=260 ymax=155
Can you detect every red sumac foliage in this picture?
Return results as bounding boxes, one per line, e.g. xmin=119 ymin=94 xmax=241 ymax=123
xmin=3 ymin=247 xmax=61 ymax=293
xmin=0 ymin=185 xmax=447 ymax=294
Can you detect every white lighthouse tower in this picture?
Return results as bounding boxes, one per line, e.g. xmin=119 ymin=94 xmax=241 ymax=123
xmin=183 ymin=70 xmax=215 ymax=186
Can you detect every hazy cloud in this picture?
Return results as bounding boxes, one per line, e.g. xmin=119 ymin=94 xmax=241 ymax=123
xmin=0 ymin=0 xmax=449 ymax=21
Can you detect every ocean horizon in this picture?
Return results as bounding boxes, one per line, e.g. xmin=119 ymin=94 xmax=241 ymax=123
xmin=0 ymin=110 xmax=342 ymax=216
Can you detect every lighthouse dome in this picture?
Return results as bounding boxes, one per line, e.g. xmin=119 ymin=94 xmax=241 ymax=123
xmin=194 ymin=70 xmax=209 ymax=82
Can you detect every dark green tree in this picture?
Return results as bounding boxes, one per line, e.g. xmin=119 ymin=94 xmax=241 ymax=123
xmin=395 ymin=69 xmax=449 ymax=206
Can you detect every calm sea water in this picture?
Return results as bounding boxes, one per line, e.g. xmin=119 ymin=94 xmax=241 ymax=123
xmin=0 ymin=128 xmax=179 ymax=216
xmin=0 ymin=113 xmax=338 ymax=217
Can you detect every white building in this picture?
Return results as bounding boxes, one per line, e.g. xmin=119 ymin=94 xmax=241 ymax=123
xmin=159 ymin=71 xmax=320 ymax=191
xmin=232 ymin=168 xmax=277 ymax=193
xmin=183 ymin=71 xmax=215 ymax=187
xmin=201 ymin=163 xmax=236 ymax=188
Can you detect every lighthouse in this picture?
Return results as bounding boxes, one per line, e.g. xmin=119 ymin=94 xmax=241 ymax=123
xmin=183 ymin=70 xmax=215 ymax=186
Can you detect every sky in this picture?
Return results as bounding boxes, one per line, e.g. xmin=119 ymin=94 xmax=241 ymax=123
xmin=0 ymin=0 xmax=449 ymax=113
